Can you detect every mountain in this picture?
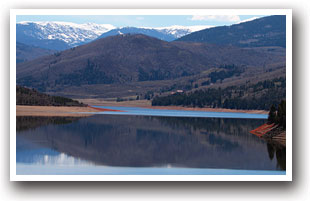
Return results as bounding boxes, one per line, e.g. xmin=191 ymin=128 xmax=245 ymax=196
xmin=16 ymin=21 xmax=115 ymax=50
xmin=17 ymin=34 xmax=285 ymax=96
xmin=16 ymin=21 xmax=211 ymax=51
xmin=16 ymin=42 xmax=56 ymax=63
xmin=176 ymin=15 xmax=286 ymax=48
xmin=98 ymin=25 xmax=212 ymax=41
xmin=154 ymin=25 xmax=213 ymax=38
xmin=16 ymin=15 xmax=285 ymax=52
xmin=98 ymin=27 xmax=176 ymax=41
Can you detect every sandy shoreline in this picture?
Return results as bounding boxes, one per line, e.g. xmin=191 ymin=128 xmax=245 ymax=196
xmin=76 ymin=99 xmax=268 ymax=114
xmin=16 ymin=105 xmax=100 ymax=117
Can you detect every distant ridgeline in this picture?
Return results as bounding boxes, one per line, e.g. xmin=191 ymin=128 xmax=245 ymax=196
xmin=177 ymin=15 xmax=286 ymax=48
xmin=16 ymin=85 xmax=86 ymax=107
xmin=152 ymin=77 xmax=286 ymax=110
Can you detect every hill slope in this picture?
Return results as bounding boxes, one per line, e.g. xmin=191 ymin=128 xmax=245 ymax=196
xmin=16 ymin=42 xmax=56 ymax=63
xmin=16 ymin=34 xmax=285 ymax=94
xmin=152 ymin=77 xmax=286 ymax=110
xmin=16 ymin=85 xmax=86 ymax=106
xmin=177 ymin=15 xmax=286 ymax=48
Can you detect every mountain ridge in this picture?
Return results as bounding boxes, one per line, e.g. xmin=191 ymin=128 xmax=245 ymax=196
xmin=16 ymin=42 xmax=56 ymax=63
xmin=98 ymin=25 xmax=213 ymax=41
xmin=16 ymin=21 xmax=213 ymax=50
xmin=176 ymin=15 xmax=286 ymax=48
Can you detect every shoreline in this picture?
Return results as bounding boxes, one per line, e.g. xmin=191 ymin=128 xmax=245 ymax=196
xmin=16 ymin=105 xmax=121 ymax=117
xmin=16 ymin=101 xmax=268 ymax=117
xmin=76 ymin=99 xmax=268 ymax=114
xmin=250 ymin=123 xmax=286 ymax=146
xmin=88 ymin=106 xmax=125 ymax=112
xmin=141 ymin=105 xmax=268 ymax=114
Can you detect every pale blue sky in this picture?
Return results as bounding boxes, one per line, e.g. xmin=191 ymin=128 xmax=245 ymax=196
xmin=16 ymin=15 xmax=267 ymax=27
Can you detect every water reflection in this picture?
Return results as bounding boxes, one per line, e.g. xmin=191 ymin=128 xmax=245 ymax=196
xmin=267 ymin=142 xmax=286 ymax=170
xmin=17 ymin=116 xmax=82 ymax=132
xmin=16 ymin=115 xmax=285 ymax=171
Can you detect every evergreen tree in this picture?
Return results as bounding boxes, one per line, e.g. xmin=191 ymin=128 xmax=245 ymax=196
xmin=267 ymin=104 xmax=277 ymax=124
xmin=277 ymin=100 xmax=286 ymax=128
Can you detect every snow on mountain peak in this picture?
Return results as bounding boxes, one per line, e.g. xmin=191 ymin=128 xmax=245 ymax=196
xmin=143 ymin=25 xmax=214 ymax=38
xmin=17 ymin=21 xmax=214 ymax=48
xmin=17 ymin=21 xmax=115 ymax=46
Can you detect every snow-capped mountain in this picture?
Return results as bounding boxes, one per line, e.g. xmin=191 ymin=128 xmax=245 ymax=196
xmin=98 ymin=25 xmax=213 ymax=41
xmin=17 ymin=21 xmax=115 ymax=50
xmin=153 ymin=25 xmax=214 ymax=38
xmin=16 ymin=21 xmax=212 ymax=50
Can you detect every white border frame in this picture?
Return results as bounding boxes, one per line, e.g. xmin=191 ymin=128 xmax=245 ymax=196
xmin=10 ymin=9 xmax=292 ymax=181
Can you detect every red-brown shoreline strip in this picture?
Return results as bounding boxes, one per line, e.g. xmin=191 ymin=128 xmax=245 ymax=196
xmin=250 ymin=123 xmax=277 ymax=137
xmin=88 ymin=106 xmax=125 ymax=112
xmin=250 ymin=123 xmax=286 ymax=147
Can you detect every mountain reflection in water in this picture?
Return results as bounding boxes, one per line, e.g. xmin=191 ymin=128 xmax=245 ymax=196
xmin=16 ymin=114 xmax=285 ymax=171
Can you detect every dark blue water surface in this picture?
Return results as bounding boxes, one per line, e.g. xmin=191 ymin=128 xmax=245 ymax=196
xmin=16 ymin=107 xmax=285 ymax=175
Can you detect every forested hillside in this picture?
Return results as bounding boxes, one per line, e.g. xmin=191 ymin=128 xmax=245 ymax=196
xmin=16 ymin=85 xmax=86 ymax=106
xmin=17 ymin=34 xmax=284 ymax=93
xmin=152 ymin=77 xmax=285 ymax=110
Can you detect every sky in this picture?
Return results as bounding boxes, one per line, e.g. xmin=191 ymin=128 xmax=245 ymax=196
xmin=16 ymin=15 xmax=266 ymax=28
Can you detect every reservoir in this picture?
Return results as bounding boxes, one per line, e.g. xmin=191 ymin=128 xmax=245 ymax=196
xmin=16 ymin=106 xmax=285 ymax=175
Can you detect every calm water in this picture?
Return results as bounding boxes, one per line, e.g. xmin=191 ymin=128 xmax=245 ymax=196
xmin=16 ymin=107 xmax=285 ymax=175
xmin=84 ymin=105 xmax=268 ymax=119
